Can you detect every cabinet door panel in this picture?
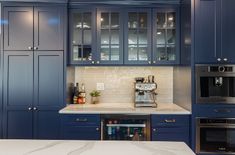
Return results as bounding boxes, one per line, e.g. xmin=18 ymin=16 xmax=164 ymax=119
xmin=194 ymin=0 xmax=220 ymax=63
xmin=5 ymin=110 xmax=33 ymax=139
xmin=221 ymin=0 xmax=235 ymax=63
xmin=34 ymin=7 xmax=64 ymax=50
xmin=3 ymin=52 xmax=34 ymax=139
xmin=3 ymin=52 xmax=33 ymax=108
xmin=34 ymin=110 xmax=61 ymax=139
xmin=34 ymin=51 xmax=64 ymax=109
xmin=3 ymin=7 xmax=33 ymax=50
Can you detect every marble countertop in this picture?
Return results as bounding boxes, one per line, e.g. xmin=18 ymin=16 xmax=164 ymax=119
xmin=0 ymin=140 xmax=195 ymax=155
xmin=59 ymin=103 xmax=191 ymax=115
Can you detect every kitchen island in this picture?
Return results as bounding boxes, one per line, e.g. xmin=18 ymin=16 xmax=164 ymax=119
xmin=0 ymin=140 xmax=195 ymax=155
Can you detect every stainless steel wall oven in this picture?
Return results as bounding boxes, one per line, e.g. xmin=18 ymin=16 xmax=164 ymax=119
xmin=196 ymin=64 xmax=235 ymax=104
xmin=196 ymin=118 xmax=235 ymax=154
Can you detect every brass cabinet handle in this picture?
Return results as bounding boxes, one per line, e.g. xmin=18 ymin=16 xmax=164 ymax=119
xmin=164 ymin=119 xmax=176 ymax=123
xmin=76 ymin=118 xmax=88 ymax=122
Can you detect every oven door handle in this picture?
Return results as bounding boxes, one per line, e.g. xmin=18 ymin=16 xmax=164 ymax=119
xmin=214 ymin=109 xmax=231 ymax=113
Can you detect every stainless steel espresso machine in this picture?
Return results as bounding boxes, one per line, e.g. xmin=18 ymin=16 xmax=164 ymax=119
xmin=134 ymin=76 xmax=158 ymax=107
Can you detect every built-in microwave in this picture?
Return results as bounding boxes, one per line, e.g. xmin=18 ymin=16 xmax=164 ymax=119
xmin=196 ymin=118 xmax=235 ymax=154
xmin=196 ymin=64 xmax=235 ymax=104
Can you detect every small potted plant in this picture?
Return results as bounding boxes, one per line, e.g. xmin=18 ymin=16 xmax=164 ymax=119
xmin=89 ymin=90 xmax=101 ymax=104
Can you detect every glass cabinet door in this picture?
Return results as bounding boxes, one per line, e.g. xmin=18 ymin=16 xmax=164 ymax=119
xmin=153 ymin=9 xmax=179 ymax=64
xmin=70 ymin=9 xmax=95 ymax=64
xmin=125 ymin=9 xmax=151 ymax=65
xmin=97 ymin=9 xmax=123 ymax=64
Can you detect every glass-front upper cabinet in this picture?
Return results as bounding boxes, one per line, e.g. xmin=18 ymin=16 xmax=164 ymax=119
xmin=70 ymin=9 xmax=96 ymax=65
xmin=124 ymin=9 xmax=151 ymax=65
xmin=153 ymin=9 xmax=179 ymax=64
xmin=97 ymin=9 xmax=123 ymax=65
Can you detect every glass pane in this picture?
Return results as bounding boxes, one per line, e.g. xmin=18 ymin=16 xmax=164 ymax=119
xmin=73 ymin=13 xmax=82 ymax=29
xmin=111 ymin=13 xmax=119 ymax=29
xmin=84 ymin=29 xmax=92 ymax=45
xmin=83 ymin=45 xmax=92 ymax=61
xmin=101 ymin=13 xmax=109 ymax=29
xmin=167 ymin=45 xmax=176 ymax=61
xmin=167 ymin=29 xmax=176 ymax=44
xmin=111 ymin=30 xmax=119 ymax=44
xmin=128 ymin=45 xmax=138 ymax=61
xmin=73 ymin=29 xmax=82 ymax=45
xmin=139 ymin=30 xmax=147 ymax=44
xmin=111 ymin=45 xmax=119 ymax=61
xmin=101 ymin=45 xmax=110 ymax=60
xmin=83 ymin=12 xmax=91 ymax=28
xmin=139 ymin=13 xmax=147 ymax=28
xmin=128 ymin=30 xmax=137 ymax=44
xmin=156 ymin=29 xmax=166 ymax=45
xmin=139 ymin=46 xmax=148 ymax=61
xmin=157 ymin=46 xmax=167 ymax=61
xmin=101 ymin=29 xmax=110 ymax=44
xmin=167 ymin=12 xmax=176 ymax=28
xmin=157 ymin=13 xmax=166 ymax=28
xmin=73 ymin=45 xmax=82 ymax=61
xmin=128 ymin=12 xmax=138 ymax=28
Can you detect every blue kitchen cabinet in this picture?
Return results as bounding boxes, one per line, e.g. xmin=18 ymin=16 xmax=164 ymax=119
xmin=151 ymin=115 xmax=190 ymax=145
xmin=3 ymin=6 xmax=65 ymax=51
xmin=3 ymin=7 xmax=34 ymax=51
xmin=3 ymin=51 xmax=34 ymax=139
xmin=69 ymin=8 xmax=97 ymax=65
xmin=2 ymin=5 xmax=65 ymax=139
xmin=152 ymin=8 xmax=180 ymax=65
xmin=194 ymin=0 xmax=235 ymax=63
xmin=97 ymin=8 xmax=124 ymax=65
xmin=61 ymin=114 xmax=101 ymax=140
xmin=33 ymin=51 xmax=64 ymax=139
xmin=124 ymin=8 xmax=152 ymax=65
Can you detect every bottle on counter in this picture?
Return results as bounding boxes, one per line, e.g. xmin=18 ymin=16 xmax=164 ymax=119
xmin=73 ymin=83 xmax=79 ymax=104
xmin=78 ymin=83 xmax=86 ymax=104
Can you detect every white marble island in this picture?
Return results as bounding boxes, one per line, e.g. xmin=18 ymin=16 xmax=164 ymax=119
xmin=0 ymin=140 xmax=195 ymax=155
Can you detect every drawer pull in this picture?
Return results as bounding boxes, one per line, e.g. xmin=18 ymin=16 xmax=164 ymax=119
xmin=76 ymin=118 xmax=88 ymax=122
xmin=164 ymin=119 xmax=176 ymax=123
xmin=214 ymin=109 xmax=231 ymax=113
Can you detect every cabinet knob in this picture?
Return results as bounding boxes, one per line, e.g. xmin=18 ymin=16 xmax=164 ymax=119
xmin=28 ymin=47 xmax=33 ymax=50
xmin=28 ymin=107 xmax=32 ymax=111
xmin=148 ymin=61 xmax=151 ymax=64
xmin=153 ymin=61 xmax=156 ymax=64
xmin=153 ymin=128 xmax=156 ymax=132
xmin=33 ymin=107 xmax=37 ymax=111
xmin=96 ymin=61 xmax=100 ymax=64
xmin=96 ymin=127 xmax=100 ymax=131
xmin=223 ymin=58 xmax=228 ymax=62
xmin=217 ymin=58 xmax=221 ymax=62
xmin=34 ymin=47 xmax=38 ymax=50
xmin=91 ymin=61 xmax=95 ymax=64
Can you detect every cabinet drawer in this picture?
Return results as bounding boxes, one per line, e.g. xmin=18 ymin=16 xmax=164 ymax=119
xmin=151 ymin=115 xmax=189 ymax=126
xmin=62 ymin=114 xmax=100 ymax=126
xmin=62 ymin=126 xmax=100 ymax=140
xmin=195 ymin=105 xmax=235 ymax=117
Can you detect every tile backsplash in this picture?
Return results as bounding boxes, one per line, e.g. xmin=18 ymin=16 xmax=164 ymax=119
xmin=74 ymin=67 xmax=173 ymax=104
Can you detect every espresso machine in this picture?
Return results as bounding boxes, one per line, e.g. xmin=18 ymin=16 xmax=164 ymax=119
xmin=134 ymin=76 xmax=157 ymax=108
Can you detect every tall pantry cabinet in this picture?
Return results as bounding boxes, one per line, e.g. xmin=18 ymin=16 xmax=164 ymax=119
xmin=2 ymin=3 xmax=66 ymax=139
